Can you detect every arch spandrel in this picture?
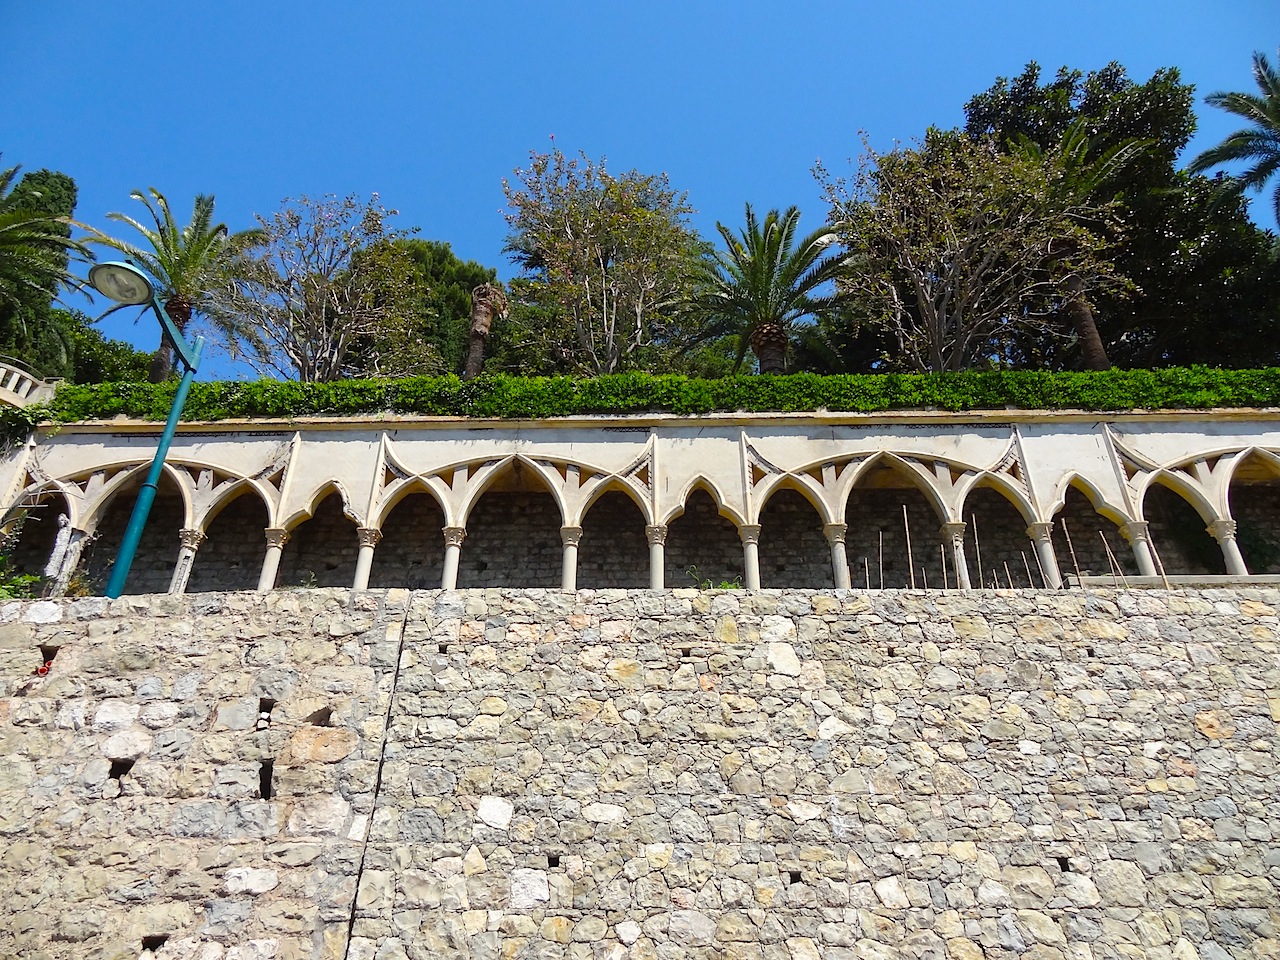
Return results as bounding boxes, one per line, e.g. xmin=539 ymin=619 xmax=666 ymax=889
xmin=280 ymin=480 xmax=361 ymax=534
xmin=1046 ymin=474 xmax=1132 ymax=529
xmin=1134 ymin=469 xmax=1220 ymax=526
xmin=956 ymin=473 xmax=1038 ymax=527
xmin=839 ymin=452 xmax=952 ymax=524
xmin=456 ymin=455 xmax=568 ymax=528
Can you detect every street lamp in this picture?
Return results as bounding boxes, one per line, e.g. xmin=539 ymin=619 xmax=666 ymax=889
xmin=88 ymin=261 xmax=205 ymax=598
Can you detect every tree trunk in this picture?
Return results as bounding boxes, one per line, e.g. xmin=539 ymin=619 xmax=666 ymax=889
xmin=464 ymin=283 xmax=507 ymax=380
xmin=1063 ymin=274 xmax=1111 ymax=371
xmin=148 ymin=295 xmax=193 ymax=382
xmin=750 ymin=323 xmax=788 ymax=374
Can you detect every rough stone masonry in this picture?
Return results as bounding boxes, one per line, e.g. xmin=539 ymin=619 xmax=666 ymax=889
xmin=0 ymin=587 xmax=1277 ymax=960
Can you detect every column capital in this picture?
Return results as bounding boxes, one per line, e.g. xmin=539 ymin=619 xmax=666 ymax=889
xmin=823 ymin=522 xmax=847 ymax=545
xmin=1026 ymin=521 xmax=1054 ymax=542
xmin=939 ymin=521 xmax=967 ymax=542
xmin=264 ymin=527 xmax=290 ymax=549
xmin=1206 ymin=518 xmax=1238 ymax=542
xmin=560 ymin=525 xmax=583 ymax=547
xmin=356 ymin=527 xmax=383 ymax=549
xmin=1122 ymin=520 xmax=1150 ymax=542
xmin=443 ymin=526 xmax=467 ymax=548
xmin=645 ymin=524 xmax=667 ymax=546
xmin=738 ymin=524 xmax=762 ymax=546
xmin=178 ymin=528 xmax=206 ymax=551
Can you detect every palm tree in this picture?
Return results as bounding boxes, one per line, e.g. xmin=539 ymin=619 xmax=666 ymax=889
xmin=84 ymin=189 xmax=261 ymax=380
xmin=1010 ymin=122 xmax=1151 ymax=370
xmin=1188 ymin=50 xmax=1280 ymax=223
xmin=698 ymin=204 xmax=847 ymax=374
xmin=0 ymin=164 xmax=90 ymax=313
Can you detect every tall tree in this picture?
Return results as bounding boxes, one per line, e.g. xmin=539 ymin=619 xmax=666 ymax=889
xmin=216 ymin=194 xmax=423 ymax=382
xmin=1188 ymin=49 xmax=1280 ymax=222
xmin=696 ymin=204 xmax=847 ymax=374
xmin=965 ymin=61 xmax=1280 ymax=369
xmin=0 ymin=164 xmax=95 ymax=378
xmin=85 ymin=189 xmax=261 ymax=380
xmin=503 ymin=147 xmax=701 ymax=375
xmin=820 ymin=131 xmax=1121 ymax=372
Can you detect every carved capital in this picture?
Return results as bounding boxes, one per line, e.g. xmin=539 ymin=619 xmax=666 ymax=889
xmin=1026 ymin=521 xmax=1054 ymax=543
xmin=1122 ymin=520 xmax=1150 ymax=543
xmin=645 ymin=524 xmax=667 ymax=546
xmin=443 ymin=526 xmax=467 ymax=548
xmin=356 ymin=527 xmax=383 ymax=549
xmin=738 ymin=524 xmax=762 ymax=546
xmin=939 ymin=522 xmax=967 ymax=544
xmin=264 ymin=527 xmax=290 ymax=550
xmin=823 ymin=522 xmax=847 ymax=545
xmin=560 ymin=525 xmax=583 ymax=547
xmin=1207 ymin=519 xmax=1238 ymax=543
xmin=178 ymin=528 xmax=206 ymax=551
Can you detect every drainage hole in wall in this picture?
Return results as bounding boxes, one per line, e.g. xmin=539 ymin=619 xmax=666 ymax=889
xmin=547 ymin=854 xmax=560 ymax=868
xmin=680 ymin=647 xmax=693 ymax=660
xmin=109 ymin=759 xmax=135 ymax=780
xmin=438 ymin=643 xmax=449 ymax=654
xmin=259 ymin=760 xmax=275 ymax=800
xmin=141 ymin=935 xmax=168 ymax=953
xmin=1085 ymin=647 xmax=1095 ymax=658
xmin=38 ymin=645 xmax=59 ymax=666
xmin=257 ymin=698 xmax=276 ymax=729
xmin=788 ymin=870 xmax=802 ymax=885
xmin=1057 ymin=856 xmax=1072 ymax=872
xmin=887 ymin=646 xmax=896 ymax=658
xmin=306 ymin=706 xmax=333 ymax=727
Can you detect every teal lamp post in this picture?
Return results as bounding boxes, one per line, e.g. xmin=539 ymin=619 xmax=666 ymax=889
xmin=88 ymin=261 xmax=205 ymax=599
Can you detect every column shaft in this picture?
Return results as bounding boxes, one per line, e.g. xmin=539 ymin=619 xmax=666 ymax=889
xmin=824 ymin=523 xmax=851 ymax=589
xmin=352 ymin=527 xmax=382 ymax=590
xmin=1208 ymin=520 xmax=1249 ymax=576
xmin=1123 ymin=522 xmax=1158 ymax=577
xmin=645 ymin=525 xmax=667 ymax=590
xmin=441 ymin=527 xmax=466 ymax=589
xmin=740 ymin=524 xmax=761 ymax=590
xmin=257 ymin=528 xmax=289 ymax=592
xmin=561 ymin=526 xmax=582 ymax=591
xmin=1026 ymin=522 xmax=1063 ymax=589
xmin=168 ymin=528 xmax=205 ymax=594
xmin=940 ymin=522 xmax=971 ymax=590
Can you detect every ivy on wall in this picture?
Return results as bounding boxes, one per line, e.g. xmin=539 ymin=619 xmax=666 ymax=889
xmin=7 ymin=367 xmax=1280 ymax=436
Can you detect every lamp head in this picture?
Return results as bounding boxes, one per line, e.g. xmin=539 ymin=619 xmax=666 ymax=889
xmin=88 ymin=261 xmax=154 ymax=306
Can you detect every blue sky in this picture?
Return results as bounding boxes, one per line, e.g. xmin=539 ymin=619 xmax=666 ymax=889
xmin=3 ymin=1 xmax=1277 ymax=373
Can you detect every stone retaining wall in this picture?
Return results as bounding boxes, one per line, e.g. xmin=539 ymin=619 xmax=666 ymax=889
xmin=1 ymin=587 xmax=1278 ymax=960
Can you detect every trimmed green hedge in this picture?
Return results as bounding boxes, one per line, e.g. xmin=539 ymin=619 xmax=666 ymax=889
xmin=11 ymin=367 xmax=1280 ymax=431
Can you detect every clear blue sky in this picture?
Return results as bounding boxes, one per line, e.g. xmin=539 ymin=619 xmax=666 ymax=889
xmin=3 ymin=1 xmax=1276 ymax=374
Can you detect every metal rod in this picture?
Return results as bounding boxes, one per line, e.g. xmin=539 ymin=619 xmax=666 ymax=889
xmin=971 ymin=513 xmax=984 ymax=589
xmin=1003 ymin=561 xmax=1015 ymax=589
xmin=1062 ymin=517 xmax=1083 ymax=587
xmin=940 ymin=543 xmax=949 ymax=590
xmin=903 ymin=505 xmax=915 ymax=589
xmin=1100 ymin=531 xmax=1124 ymax=587
xmin=105 ymin=336 xmax=204 ymax=598
xmin=1021 ymin=551 xmax=1036 ymax=588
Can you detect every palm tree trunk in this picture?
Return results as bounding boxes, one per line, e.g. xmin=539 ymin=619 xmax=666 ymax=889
xmin=1064 ymin=274 xmax=1111 ymax=371
xmin=148 ymin=295 xmax=193 ymax=382
xmin=750 ymin=323 xmax=789 ymax=374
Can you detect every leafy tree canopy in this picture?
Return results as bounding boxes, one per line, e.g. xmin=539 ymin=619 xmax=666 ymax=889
xmin=503 ymin=146 xmax=705 ymax=375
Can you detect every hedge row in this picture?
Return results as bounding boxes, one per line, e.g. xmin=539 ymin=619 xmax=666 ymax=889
xmin=12 ymin=367 xmax=1280 ymax=431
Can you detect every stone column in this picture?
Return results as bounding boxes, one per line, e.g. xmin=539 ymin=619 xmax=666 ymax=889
xmin=1026 ymin=522 xmax=1063 ymax=588
xmin=940 ymin=522 xmax=972 ymax=590
xmin=43 ymin=516 xmax=91 ymax=598
xmin=352 ymin=527 xmax=382 ymax=590
xmin=824 ymin=522 xmax=851 ymax=589
xmin=1207 ymin=519 xmax=1249 ymax=576
xmin=441 ymin=526 xmax=466 ymax=589
xmin=1122 ymin=521 xmax=1158 ymax=577
xmin=168 ymin=528 xmax=206 ymax=594
xmin=257 ymin=528 xmax=289 ymax=592
xmin=645 ymin=524 xmax=667 ymax=590
xmin=560 ymin=526 xmax=583 ymax=591
xmin=740 ymin=524 xmax=762 ymax=590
